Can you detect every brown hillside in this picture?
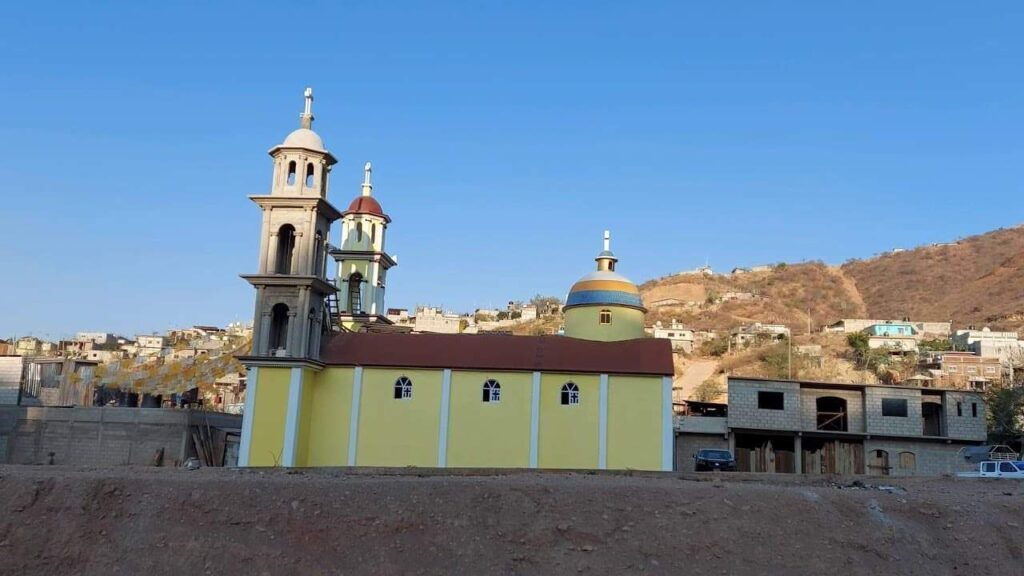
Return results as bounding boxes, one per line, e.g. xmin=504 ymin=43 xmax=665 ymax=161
xmin=639 ymin=262 xmax=864 ymax=334
xmin=842 ymin=226 xmax=1024 ymax=331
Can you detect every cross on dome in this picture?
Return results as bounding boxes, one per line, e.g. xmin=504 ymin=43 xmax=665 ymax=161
xmin=299 ymin=86 xmax=315 ymax=129
xmin=362 ymin=162 xmax=373 ymax=196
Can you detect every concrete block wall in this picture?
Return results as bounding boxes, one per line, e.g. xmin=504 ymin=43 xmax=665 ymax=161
xmin=943 ymin=391 xmax=987 ymax=441
xmin=675 ymin=432 xmax=729 ymax=472
xmin=865 ymin=439 xmax=975 ymax=477
xmin=799 ymin=389 xmax=865 ymax=433
xmin=865 ymin=387 xmax=923 ymax=436
xmin=727 ymin=379 xmax=801 ymax=431
xmin=0 ymin=406 xmax=241 ymax=466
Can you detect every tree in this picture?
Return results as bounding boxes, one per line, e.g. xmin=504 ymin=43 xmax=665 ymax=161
xmin=511 ymin=311 xmax=522 ymax=320
xmin=701 ymin=336 xmax=730 ymax=357
xmin=692 ymin=376 xmax=725 ymax=402
xmin=986 ymin=385 xmax=1024 ymax=445
xmin=919 ymin=338 xmax=952 ymax=352
xmin=530 ymin=294 xmax=562 ymax=311
xmin=496 ymin=311 xmax=509 ymax=321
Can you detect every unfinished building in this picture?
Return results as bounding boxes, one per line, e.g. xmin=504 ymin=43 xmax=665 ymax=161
xmin=676 ymin=376 xmax=987 ymax=476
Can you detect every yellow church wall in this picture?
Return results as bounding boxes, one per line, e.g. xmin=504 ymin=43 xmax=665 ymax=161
xmin=356 ymin=367 xmax=442 ymax=467
xmin=538 ymin=373 xmax=600 ymax=469
xmin=607 ymin=375 xmax=663 ymax=470
xmin=248 ymin=367 xmax=290 ymax=467
xmin=301 ymin=367 xmax=354 ymax=467
xmin=447 ymin=370 xmax=532 ymax=467
xmin=564 ymin=306 xmax=645 ymax=342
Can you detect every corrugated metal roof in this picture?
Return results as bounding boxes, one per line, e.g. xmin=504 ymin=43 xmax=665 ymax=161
xmin=320 ymin=332 xmax=673 ymax=376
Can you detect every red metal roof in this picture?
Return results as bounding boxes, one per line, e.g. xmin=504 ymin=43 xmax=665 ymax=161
xmin=320 ymin=332 xmax=673 ymax=376
xmin=343 ymin=196 xmax=390 ymax=222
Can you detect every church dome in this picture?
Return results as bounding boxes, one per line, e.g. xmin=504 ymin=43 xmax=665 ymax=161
xmin=343 ymin=195 xmax=390 ymax=222
xmin=341 ymin=162 xmax=391 ymax=222
xmin=280 ymin=128 xmax=325 ymax=152
xmin=565 ymin=270 xmax=644 ymax=310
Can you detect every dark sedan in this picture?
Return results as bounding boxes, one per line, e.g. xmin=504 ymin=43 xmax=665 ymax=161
xmin=694 ymin=449 xmax=737 ymax=472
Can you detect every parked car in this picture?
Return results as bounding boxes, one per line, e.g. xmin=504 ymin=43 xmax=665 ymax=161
xmin=957 ymin=460 xmax=1024 ymax=478
xmin=694 ymin=448 xmax=737 ymax=472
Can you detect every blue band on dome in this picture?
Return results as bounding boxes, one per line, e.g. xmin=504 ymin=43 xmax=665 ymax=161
xmin=565 ymin=290 xmax=644 ymax=308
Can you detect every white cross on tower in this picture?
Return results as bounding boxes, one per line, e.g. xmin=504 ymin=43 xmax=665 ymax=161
xmin=303 ymin=87 xmax=313 ymax=116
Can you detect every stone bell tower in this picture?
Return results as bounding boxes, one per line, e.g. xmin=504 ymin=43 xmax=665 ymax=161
xmin=241 ymin=87 xmax=341 ymax=360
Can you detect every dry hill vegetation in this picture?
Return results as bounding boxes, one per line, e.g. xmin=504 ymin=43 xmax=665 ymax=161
xmin=641 ymin=225 xmax=1024 ymax=335
xmin=842 ymin=225 xmax=1024 ymax=330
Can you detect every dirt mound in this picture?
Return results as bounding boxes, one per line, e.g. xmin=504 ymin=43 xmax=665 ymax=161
xmin=1 ymin=466 xmax=1022 ymax=575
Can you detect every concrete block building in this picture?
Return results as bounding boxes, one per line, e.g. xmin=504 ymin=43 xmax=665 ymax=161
xmin=676 ymin=376 xmax=986 ymax=476
xmin=238 ymin=89 xmax=674 ymax=471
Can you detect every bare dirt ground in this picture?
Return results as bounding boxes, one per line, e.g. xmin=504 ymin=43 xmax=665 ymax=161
xmin=1 ymin=465 xmax=1023 ymax=576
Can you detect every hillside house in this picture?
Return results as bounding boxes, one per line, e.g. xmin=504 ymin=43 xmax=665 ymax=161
xmin=386 ymin=308 xmax=411 ymax=324
xmin=650 ymin=320 xmax=695 ymax=353
xmin=675 ymin=376 xmax=986 ymax=476
xmin=136 ymin=335 xmax=167 ymax=357
xmin=921 ymin=352 xmax=1001 ymax=390
xmin=730 ymin=323 xmax=790 ymax=348
xmin=952 ymin=327 xmax=1024 ymax=362
xmin=412 ymin=306 xmax=465 ymax=334
xmin=825 ymin=319 xmax=951 ymax=339
xmin=864 ymin=322 xmax=918 ymax=354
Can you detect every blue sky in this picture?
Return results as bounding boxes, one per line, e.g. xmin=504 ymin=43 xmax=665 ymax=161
xmin=2 ymin=2 xmax=1022 ymax=339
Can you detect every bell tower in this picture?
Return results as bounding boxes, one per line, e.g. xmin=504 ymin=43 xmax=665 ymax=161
xmin=330 ymin=161 xmax=397 ymax=330
xmin=242 ymin=87 xmax=342 ymax=360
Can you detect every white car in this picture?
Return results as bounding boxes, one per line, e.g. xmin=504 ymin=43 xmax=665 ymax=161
xmin=958 ymin=461 xmax=1024 ymax=478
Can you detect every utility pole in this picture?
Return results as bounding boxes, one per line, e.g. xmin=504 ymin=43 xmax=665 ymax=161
xmin=788 ymin=331 xmax=793 ymax=380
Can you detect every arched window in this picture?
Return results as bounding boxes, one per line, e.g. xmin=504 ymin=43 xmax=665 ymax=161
xmin=356 ymin=222 xmax=363 ymax=242
xmin=482 ymin=379 xmax=501 ymax=402
xmin=347 ymin=272 xmax=363 ymax=313
xmin=275 ymin=224 xmax=296 ymax=274
xmin=815 ymin=396 xmax=848 ymax=431
xmin=394 ymin=376 xmax=413 ymax=399
xmin=286 ymin=161 xmax=297 ymax=186
xmin=599 ymin=309 xmax=612 ymax=325
xmin=269 ymin=303 xmax=289 ymax=352
xmin=561 ymin=382 xmax=579 ymax=406
xmin=305 ymin=163 xmax=315 ymax=188
xmin=371 ymin=223 xmax=376 ymax=245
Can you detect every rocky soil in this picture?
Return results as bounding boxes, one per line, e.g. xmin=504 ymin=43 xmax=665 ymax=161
xmin=1 ymin=465 xmax=1023 ymax=575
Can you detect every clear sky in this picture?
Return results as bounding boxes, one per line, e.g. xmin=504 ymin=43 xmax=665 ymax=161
xmin=2 ymin=2 xmax=1022 ymax=339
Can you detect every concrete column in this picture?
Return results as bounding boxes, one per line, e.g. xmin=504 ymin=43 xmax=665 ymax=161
xmin=257 ymin=209 xmax=271 ymax=273
xmin=285 ymin=311 xmax=298 ymax=357
xmin=306 ymin=208 xmax=318 ymax=274
xmin=598 ymin=374 xmax=609 ymax=469
xmin=290 ymin=231 xmax=304 ymax=275
xmin=529 ymin=372 xmax=541 ymax=468
xmin=370 ymin=260 xmax=380 ymax=315
xmin=347 ymin=367 xmax=364 ymax=466
xmin=438 ymin=369 xmax=452 ymax=467
xmin=296 ymin=288 xmax=311 ymax=357
xmin=794 ymin=434 xmax=803 ymax=474
xmin=281 ymin=367 xmax=304 ymax=467
xmin=238 ymin=366 xmax=259 ymax=467
xmin=258 ymin=312 xmax=272 ymax=356
xmin=267 ymin=232 xmax=279 ymax=274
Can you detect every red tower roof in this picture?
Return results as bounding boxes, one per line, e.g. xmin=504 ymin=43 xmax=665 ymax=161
xmin=343 ymin=195 xmax=390 ymax=222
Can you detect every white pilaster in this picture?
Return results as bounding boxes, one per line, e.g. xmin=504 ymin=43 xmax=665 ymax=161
xmin=599 ymin=373 xmax=609 ymax=469
xmin=347 ymin=367 xmax=364 ymax=466
xmin=438 ymin=369 xmax=452 ymax=467
xmin=237 ymin=366 xmax=259 ymax=467
xmin=662 ymin=375 xmax=673 ymax=471
xmin=529 ymin=371 xmax=541 ymax=468
xmin=282 ymin=367 xmax=304 ymax=467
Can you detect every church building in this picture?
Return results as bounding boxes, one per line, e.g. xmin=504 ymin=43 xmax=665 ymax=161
xmin=238 ymin=89 xmax=674 ymax=471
